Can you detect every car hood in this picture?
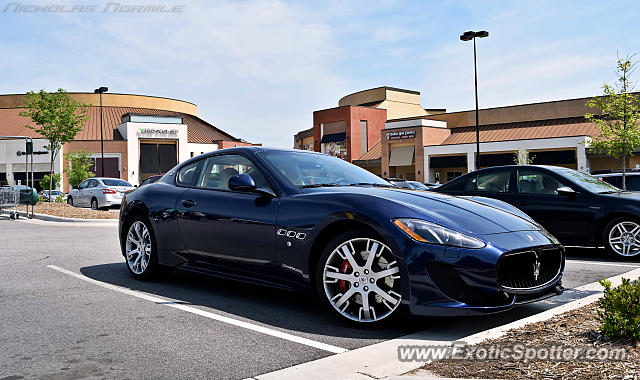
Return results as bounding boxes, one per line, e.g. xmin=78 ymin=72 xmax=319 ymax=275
xmin=303 ymin=187 xmax=542 ymax=235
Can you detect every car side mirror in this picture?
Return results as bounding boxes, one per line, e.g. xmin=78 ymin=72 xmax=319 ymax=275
xmin=228 ymin=173 xmax=256 ymax=192
xmin=557 ymin=186 xmax=579 ymax=197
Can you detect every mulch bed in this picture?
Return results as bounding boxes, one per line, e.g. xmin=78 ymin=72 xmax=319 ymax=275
xmin=411 ymin=304 xmax=639 ymax=379
xmin=32 ymin=202 xmax=119 ymax=219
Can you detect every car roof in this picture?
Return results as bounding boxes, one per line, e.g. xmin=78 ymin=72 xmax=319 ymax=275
xmin=593 ymin=172 xmax=640 ymax=177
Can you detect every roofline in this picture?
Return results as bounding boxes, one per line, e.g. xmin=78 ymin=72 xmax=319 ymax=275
xmin=312 ymin=104 xmax=387 ymax=114
xmin=424 ymin=93 xmax=640 ymax=117
xmin=339 ymin=86 xmax=421 ymax=104
xmin=0 ymin=92 xmax=197 ymax=107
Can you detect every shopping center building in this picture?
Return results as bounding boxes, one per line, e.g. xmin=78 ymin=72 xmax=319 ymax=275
xmin=0 ymin=92 xmax=253 ymax=191
xmin=294 ymin=86 xmax=626 ymax=183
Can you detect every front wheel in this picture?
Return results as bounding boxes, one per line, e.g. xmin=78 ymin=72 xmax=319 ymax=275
xmin=315 ymin=229 xmax=403 ymax=325
xmin=603 ymin=217 xmax=640 ymax=258
xmin=125 ymin=216 xmax=160 ymax=280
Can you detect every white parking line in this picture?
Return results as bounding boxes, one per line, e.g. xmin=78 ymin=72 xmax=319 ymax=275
xmin=47 ymin=265 xmax=347 ymax=354
xmin=566 ymin=259 xmax=640 ymax=268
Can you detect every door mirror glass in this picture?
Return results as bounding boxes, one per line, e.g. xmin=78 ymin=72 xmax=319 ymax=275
xmin=557 ymin=186 xmax=578 ymax=196
xmin=228 ymin=173 xmax=256 ymax=192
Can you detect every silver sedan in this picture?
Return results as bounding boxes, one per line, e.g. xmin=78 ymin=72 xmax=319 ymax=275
xmin=67 ymin=178 xmax=134 ymax=210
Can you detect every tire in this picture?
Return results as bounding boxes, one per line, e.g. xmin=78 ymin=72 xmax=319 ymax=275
xmin=124 ymin=215 xmax=161 ymax=280
xmin=603 ymin=216 xmax=640 ymax=259
xmin=91 ymin=198 xmax=98 ymax=210
xmin=67 ymin=197 xmax=73 ymax=206
xmin=314 ymin=228 xmax=404 ymax=325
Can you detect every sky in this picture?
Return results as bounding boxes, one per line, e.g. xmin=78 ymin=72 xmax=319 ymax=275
xmin=1 ymin=0 xmax=639 ymax=147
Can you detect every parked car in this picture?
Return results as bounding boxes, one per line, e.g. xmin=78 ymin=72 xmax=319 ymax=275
xmin=139 ymin=175 xmax=163 ymax=187
xmin=406 ymin=181 xmax=430 ymax=190
xmin=119 ymin=147 xmax=564 ymax=326
xmin=383 ymin=178 xmax=412 ymax=189
xmin=594 ymin=172 xmax=640 ymax=191
xmin=435 ymin=165 xmax=640 ymax=258
xmin=68 ymin=178 xmax=134 ymax=210
xmin=39 ymin=190 xmax=67 ymax=201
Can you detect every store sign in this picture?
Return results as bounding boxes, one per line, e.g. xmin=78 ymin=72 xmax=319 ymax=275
xmin=386 ymin=130 xmax=416 ymax=140
xmin=136 ymin=127 xmax=179 ymax=138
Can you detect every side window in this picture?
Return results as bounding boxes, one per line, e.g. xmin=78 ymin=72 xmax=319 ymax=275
xmin=464 ymin=175 xmax=477 ymax=191
xmin=627 ymin=176 xmax=640 ymax=191
xmin=476 ymin=170 xmax=511 ymax=192
xmin=88 ymin=179 xmax=98 ymax=188
xmin=517 ymin=170 xmax=565 ymax=195
xmin=177 ymin=160 xmax=201 ymax=186
xmin=78 ymin=180 xmax=89 ymax=189
xmin=197 ymin=154 xmax=270 ymax=191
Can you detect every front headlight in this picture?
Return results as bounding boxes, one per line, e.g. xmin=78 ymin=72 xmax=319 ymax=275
xmin=393 ymin=218 xmax=486 ymax=249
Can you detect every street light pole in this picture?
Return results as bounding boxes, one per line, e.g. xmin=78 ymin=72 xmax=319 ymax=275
xmin=460 ymin=30 xmax=488 ymax=171
xmin=94 ymin=87 xmax=108 ymax=177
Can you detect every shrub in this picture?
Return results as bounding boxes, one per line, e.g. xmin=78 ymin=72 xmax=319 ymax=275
xmin=65 ymin=150 xmax=95 ymax=188
xmin=40 ymin=173 xmax=60 ymax=192
xmin=596 ymin=277 xmax=640 ymax=341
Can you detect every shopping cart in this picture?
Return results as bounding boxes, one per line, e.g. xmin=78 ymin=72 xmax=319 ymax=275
xmin=0 ymin=186 xmax=20 ymax=220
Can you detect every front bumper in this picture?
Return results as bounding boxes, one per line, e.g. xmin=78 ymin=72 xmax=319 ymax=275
xmin=391 ymin=230 xmax=565 ymax=317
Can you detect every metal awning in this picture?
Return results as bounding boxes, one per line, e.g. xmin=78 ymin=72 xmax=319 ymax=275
xmin=389 ymin=145 xmax=414 ymax=166
xmin=320 ymin=132 xmax=346 ymax=144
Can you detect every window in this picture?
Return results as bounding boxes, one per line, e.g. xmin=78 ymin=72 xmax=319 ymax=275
xmin=197 ymin=154 xmax=269 ymax=191
xmin=102 ymin=179 xmax=132 ymax=187
xmin=517 ymin=170 xmax=565 ymax=195
xmin=78 ymin=180 xmax=89 ymax=189
xmin=447 ymin=171 xmax=463 ymax=182
xmin=88 ymin=179 xmax=99 ymax=188
xmin=360 ymin=120 xmax=368 ymax=155
xmin=477 ymin=170 xmax=511 ymax=192
xmin=177 ymin=161 xmax=201 ymax=186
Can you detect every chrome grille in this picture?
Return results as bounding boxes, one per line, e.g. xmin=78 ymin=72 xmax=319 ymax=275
xmin=497 ymin=247 xmax=563 ymax=290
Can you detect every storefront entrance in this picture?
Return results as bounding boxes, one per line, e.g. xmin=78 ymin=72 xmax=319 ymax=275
xmin=139 ymin=140 xmax=178 ymax=181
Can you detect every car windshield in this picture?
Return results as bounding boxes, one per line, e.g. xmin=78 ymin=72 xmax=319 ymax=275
xmin=102 ymin=179 xmax=133 ymax=187
xmin=555 ymin=168 xmax=621 ymax=193
xmin=259 ymin=150 xmax=390 ymax=188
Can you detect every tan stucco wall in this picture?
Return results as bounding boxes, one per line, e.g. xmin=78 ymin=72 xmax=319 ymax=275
xmin=339 ymin=87 xmax=387 ymax=107
xmin=376 ymin=100 xmax=427 ymax=120
xmin=0 ymin=93 xmax=198 ymax=116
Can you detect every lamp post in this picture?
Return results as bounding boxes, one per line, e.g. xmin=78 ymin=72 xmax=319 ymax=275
xmin=460 ymin=30 xmax=488 ymax=171
xmin=94 ymin=86 xmax=108 ymax=176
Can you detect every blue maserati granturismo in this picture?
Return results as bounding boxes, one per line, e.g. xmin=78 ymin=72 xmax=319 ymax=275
xmin=119 ymin=147 xmax=565 ymax=325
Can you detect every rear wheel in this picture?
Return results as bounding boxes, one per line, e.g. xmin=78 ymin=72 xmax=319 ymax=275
xmin=603 ymin=217 xmax=640 ymax=258
xmin=125 ymin=216 xmax=161 ymax=280
xmin=91 ymin=198 xmax=98 ymax=210
xmin=315 ymin=229 xmax=403 ymax=325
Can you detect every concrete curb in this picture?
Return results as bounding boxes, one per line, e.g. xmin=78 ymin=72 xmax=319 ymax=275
xmin=254 ymin=267 xmax=640 ymax=380
xmin=16 ymin=211 xmax=118 ymax=223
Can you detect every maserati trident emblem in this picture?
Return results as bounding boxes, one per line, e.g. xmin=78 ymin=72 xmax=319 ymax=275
xmin=532 ymin=252 xmax=541 ymax=281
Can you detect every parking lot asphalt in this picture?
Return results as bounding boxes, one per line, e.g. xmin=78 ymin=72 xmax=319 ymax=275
xmin=1 ymin=218 xmax=639 ymax=379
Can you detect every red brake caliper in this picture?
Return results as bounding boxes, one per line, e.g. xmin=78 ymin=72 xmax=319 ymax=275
xmin=338 ymin=260 xmax=351 ymax=292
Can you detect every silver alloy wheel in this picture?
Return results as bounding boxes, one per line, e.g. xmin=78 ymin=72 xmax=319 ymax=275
xmin=608 ymin=221 xmax=640 ymax=257
xmin=322 ymin=238 xmax=402 ymax=323
xmin=126 ymin=221 xmax=152 ymax=274
xmin=91 ymin=199 xmax=98 ymax=210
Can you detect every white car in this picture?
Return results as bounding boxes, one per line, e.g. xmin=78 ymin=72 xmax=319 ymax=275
xmin=67 ymin=178 xmax=134 ymax=210
xmin=39 ymin=190 xmax=67 ymax=201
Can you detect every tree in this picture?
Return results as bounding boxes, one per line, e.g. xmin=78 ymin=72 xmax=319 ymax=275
xmin=513 ymin=150 xmax=535 ymax=165
xmin=65 ymin=151 xmax=95 ymax=188
xmin=40 ymin=173 xmax=60 ymax=192
xmin=586 ymin=57 xmax=640 ymax=190
xmin=20 ymin=89 xmax=90 ymax=201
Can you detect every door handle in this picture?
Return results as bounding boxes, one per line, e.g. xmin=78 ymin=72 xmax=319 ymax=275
xmin=181 ymin=199 xmax=196 ymax=208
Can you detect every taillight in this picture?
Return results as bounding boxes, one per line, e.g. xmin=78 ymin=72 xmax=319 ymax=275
xmin=102 ymin=189 xmax=116 ymax=194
